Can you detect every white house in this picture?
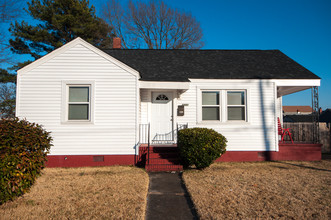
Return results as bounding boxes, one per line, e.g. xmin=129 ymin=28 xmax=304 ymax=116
xmin=16 ymin=38 xmax=321 ymax=168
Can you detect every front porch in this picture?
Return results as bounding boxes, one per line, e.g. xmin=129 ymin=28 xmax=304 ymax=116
xmin=137 ymin=144 xmax=183 ymax=172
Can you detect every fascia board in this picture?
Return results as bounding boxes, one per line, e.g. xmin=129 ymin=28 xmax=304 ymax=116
xmin=139 ymin=81 xmax=190 ymax=90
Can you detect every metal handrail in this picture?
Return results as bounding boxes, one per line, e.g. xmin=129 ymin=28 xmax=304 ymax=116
xmin=138 ymin=123 xmax=151 ymax=165
xmin=139 ymin=123 xmax=188 ymax=165
xmin=147 ymin=123 xmax=150 ymax=165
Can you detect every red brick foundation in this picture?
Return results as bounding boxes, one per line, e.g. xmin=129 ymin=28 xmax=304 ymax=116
xmin=46 ymin=155 xmax=135 ymax=167
xmin=46 ymin=143 xmax=322 ymax=167
xmin=217 ymin=143 xmax=322 ymax=162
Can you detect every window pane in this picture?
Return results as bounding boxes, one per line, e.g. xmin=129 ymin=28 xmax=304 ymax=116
xmin=202 ymin=107 xmax=219 ymax=120
xmin=227 ymin=91 xmax=245 ymax=105
xmin=69 ymin=104 xmax=89 ymax=120
xmin=202 ymin=92 xmax=219 ymax=105
xmin=69 ymin=87 xmax=89 ymax=102
xmin=228 ymin=107 xmax=245 ymax=120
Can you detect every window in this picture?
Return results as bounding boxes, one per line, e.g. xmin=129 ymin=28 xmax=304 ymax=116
xmin=156 ymin=94 xmax=169 ymax=101
xmin=200 ymin=90 xmax=247 ymax=122
xmin=202 ymin=91 xmax=220 ymax=120
xmin=227 ymin=91 xmax=246 ymax=120
xmin=68 ymin=86 xmax=90 ymax=120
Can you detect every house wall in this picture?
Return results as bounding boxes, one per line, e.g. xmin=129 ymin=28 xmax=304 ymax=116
xmin=17 ymin=43 xmax=138 ymax=157
xmin=177 ymin=80 xmax=277 ymax=151
xmin=147 ymin=80 xmax=278 ymax=151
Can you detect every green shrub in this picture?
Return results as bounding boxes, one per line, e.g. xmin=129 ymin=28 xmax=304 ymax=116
xmin=178 ymin=128 xmax=227 ymax=169
xmin=0 ymin=118 xmax=52 ymax=204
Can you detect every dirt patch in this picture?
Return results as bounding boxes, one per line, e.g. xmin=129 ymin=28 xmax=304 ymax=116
xmin=0 ymin=166 xmax=149 ymax=220
xmin=183 ymin=160 xmax=331 ymax=219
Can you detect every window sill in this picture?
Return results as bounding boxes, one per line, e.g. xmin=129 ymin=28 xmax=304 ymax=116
xmin=61 ymin=120 xmax=94 ymax=125
xmin=197 ymin=120 xmax=250 ymax=126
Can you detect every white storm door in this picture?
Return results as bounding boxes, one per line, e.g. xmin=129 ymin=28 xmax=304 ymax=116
xmin=151 ymin=92 xmax=173 ymax=141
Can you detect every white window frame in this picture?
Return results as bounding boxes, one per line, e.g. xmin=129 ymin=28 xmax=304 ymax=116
xmin=198 ymin=89 xmax=248 ymax=123
xmin=226 ymin=90 xmax=247 ymax=121
xmin=201 ymin=91 xmax=221 ymax=121
xmin=61 ymin=81 xmax=95 ymax=124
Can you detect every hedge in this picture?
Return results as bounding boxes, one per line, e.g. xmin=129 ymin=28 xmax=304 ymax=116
xmin=0 ymin=118 xmax=52 ymax=204
xmin=178 ymin=127 xmax=227 ymax=169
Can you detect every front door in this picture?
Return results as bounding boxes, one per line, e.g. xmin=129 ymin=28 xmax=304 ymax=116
xmin=151 ymin=92 xmax=173 ymax=142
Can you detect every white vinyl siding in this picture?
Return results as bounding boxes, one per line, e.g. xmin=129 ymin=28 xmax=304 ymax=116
xmin=17 ymin=43 xmax=138 ymax=155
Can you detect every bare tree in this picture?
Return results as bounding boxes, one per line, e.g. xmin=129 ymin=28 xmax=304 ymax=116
xmin=0 ymin=0 xmax=22 ymax=22
xmin=0 ymin=83 xmax=15 ymax=118
xmin=0 ymin=0 xmax=23 ymax=117
xmin=0 ymin=0 xmax=24 ymax=63
xmin=102 ymin=0 xmax=204 ymax=49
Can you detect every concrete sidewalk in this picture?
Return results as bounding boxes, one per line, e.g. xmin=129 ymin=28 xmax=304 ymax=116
xmin=145 ymin=172 xmax=198 ymax=220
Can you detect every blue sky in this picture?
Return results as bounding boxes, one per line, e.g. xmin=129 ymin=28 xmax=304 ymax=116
xmin=169 ymin=0 xmax=331 ymax=109
xmin=92 ymin=0 xmax=331 ymax=108
xmin=5 ymin=0 xmax=331 ymax=109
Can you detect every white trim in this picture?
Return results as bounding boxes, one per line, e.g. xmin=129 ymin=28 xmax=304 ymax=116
xmin=273 ymin=79 xmax=320 ymax=86
xmin=135 ymin=75 xmax=139 ymax=151
xmin=226 ymin=90 xmax=247 ymax=122
xmin=197 ymin=86 xmax=250 ymax=124
xmin=189 ymin=78 xmax=320 ymax=86
xmin=67 ymin=85 xmax=91 ymax=121
xmin=150 ymin=90 xmax=175 ymax=141
xmin=139 ymin=81 xmax=190 ymax=90
xmin=201 ymin=91 xmax=221 ymax=121
xmin=173 ymin=91 xmax=178 ymax=131
xmin=273 ymin=82 xmax=279 ymax=152
xmin=61 ymin=80 xmax=95 ymax=124
xmin=17 ymin=37 xmax=140 ymax=78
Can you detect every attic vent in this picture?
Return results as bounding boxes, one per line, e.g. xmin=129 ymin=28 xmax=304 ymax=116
xmin=156 ymin=94 xmax=169 ymax=101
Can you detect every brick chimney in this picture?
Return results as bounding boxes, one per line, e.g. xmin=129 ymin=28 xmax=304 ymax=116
xmin=113 ymin=37 xmax=121 ymax=49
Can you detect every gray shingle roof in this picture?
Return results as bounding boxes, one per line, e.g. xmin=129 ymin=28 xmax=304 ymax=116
xmin=103 ymin=49 xmax=320 ymax=82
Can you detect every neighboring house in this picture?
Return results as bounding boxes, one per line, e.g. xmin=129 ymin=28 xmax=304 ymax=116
xmin=283 ymin=105 xmax=313 ymax=115
xmin=16 ymin=38 xmax=322 ymax=167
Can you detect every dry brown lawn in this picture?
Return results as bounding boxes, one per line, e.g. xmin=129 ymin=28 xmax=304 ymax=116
xmin=183 ymin=160 xmax=331 ymax=219
xmin=0 ymin=166 xmax=149 ymax=220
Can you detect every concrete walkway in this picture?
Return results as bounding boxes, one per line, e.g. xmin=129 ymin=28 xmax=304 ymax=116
xmin=145 ymin=172 xmax=198 ymax=220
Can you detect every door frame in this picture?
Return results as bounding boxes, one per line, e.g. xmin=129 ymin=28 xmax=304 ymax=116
xmin=148 ymin=90 xmax=177 ymax=142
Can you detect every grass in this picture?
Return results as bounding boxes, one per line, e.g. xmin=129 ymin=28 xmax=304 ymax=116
xmin=0 ymin=166 xmax=149 ymax=220
xmin=183 ymin=160 xmax=331 ymax=219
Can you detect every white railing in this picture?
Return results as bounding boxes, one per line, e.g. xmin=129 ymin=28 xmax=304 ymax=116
xmin=151 ymin=123 xmax=188 ymax=144
xmin=139 ymin=123 xmax=150 ymax=144
xmin=139 ymin=123 xmax=188 ymax=145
